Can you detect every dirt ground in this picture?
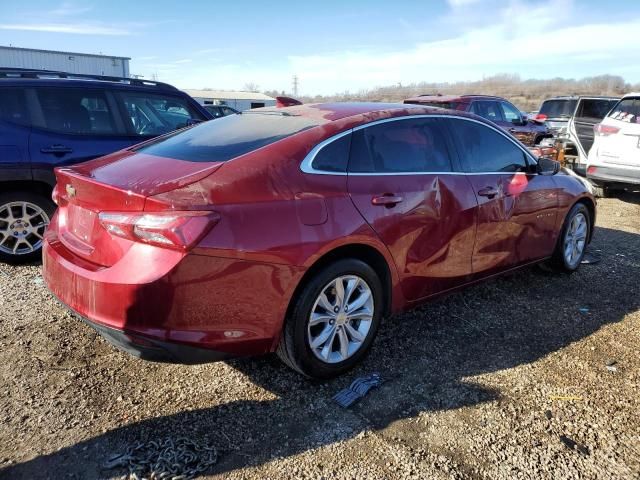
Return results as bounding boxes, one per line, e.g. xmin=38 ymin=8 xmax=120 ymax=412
xmin=1 ymin=194 xmax=639 ymax=480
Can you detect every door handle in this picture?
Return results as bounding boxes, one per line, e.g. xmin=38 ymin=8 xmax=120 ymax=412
xmin=41 ymin=145 xmax=73 ymax=155
xmin=508 ymin=128 xmax=517 ymax=133
xmin=477 ymin=187 xmax=499 ymax=199
xmin=372 ymin=194 xmax=403 ymax=207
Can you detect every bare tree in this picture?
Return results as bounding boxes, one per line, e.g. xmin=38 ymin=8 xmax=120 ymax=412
xmin=243 ymin=82 xmax=260 ymax=93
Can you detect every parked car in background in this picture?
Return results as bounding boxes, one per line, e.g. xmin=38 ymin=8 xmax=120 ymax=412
xmin=202 ymin=104 xmax=239 ymax=118
xmin=403 ymin=94 xmax=551 ymax=146
xmin=0 ymin=68 xmax=211 ymax=263
xmin=587 ymin=93 xmax=640 ymax=196
xmin=43 ymin=102 xmax=595 ymax=378
xmin=535 ymin=96 xmax=619 ymax=175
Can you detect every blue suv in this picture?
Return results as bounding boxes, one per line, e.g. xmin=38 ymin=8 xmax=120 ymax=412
xmin=0 ymin=69 xmax=212 ymax=263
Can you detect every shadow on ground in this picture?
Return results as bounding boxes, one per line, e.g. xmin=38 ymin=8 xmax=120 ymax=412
xmin=3 ymin=226 xmax=639 ymax=479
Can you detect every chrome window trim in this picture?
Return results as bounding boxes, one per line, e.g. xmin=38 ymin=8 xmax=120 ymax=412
xmin=299 ymin=114 xmax=537 ymax=176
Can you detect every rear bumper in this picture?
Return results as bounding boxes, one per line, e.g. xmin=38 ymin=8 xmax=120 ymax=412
xmin=587 ymin=164 xmax=640 ymax=186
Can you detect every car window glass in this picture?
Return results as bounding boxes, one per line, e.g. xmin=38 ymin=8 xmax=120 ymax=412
xmin=608 ymin=97 xmax=640 ymax=123
xmin=540 ymin=99 xmax=577 ymax=118
xmin=36 ymin=88 xmax=117 ymax=135
xmin=473 ymin=101 xmax=503 ymax=122
xmin=577 ymin=99 xmax=618 ymax=120
xmin=222 ymin=107 xmax=237 ymax=116
xmin=349 ymin=118 xmax=453 ymax=173
xmin=116 ymin=91 xmax=204 ymax=136
xmin=205 ymin=106 xmax=224 ymax=118
xmin=0 ymin=87 xmax=30 ymax=126
xmin=449 ymin=119 xmax=528 ymax=173
xmin=500 ymin=102 xmax=521 ymax=122
xmin=312 ymin=133 xmax=351 ymax=172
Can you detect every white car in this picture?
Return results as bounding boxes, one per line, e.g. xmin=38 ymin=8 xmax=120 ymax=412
xmin=587 ymin=93 xmax=640 ymax=196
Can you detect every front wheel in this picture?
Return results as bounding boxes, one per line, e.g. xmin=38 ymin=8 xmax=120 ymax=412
xmin=277 ymin=259 xmax=384 ymax=379
xmin=0 ymin=192 xmax=55 ymax=264
xmin=550 ymin=203 xmax=591 ymax=273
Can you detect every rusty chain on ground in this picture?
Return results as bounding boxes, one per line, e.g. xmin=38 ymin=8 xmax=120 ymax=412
xmin=105 ymin=437 xmax=218 ymax=480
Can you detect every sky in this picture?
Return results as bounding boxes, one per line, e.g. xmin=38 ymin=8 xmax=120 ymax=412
xmin=0 ymin=0 xmax=639 ymax=95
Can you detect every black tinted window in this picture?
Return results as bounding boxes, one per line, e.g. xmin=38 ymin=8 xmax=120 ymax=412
xmin=37 ymin=88 xmax=117 ymax=135
xmin=608 ymin=97 xmax=640 ymax=122
xmin=349 ymin=118 xmax=452 ymax=173
xmin=136 ymin=111 xmax=321 ymax=162
xmin=312 ymin=133 xmax=351 ymax=172
xmin=576 ymin=99 xmax=617 ymax=120
xmin=0 ymin=88 xmax=29 ymax=126
xmin=540 ymin=99 xmax=577 ymax=118
xmin=116 ymin=91 xmax=205 ymax=136
xmin=449 ymin=119 xmax=529 ymax=173
xmin=472 ymin=101 xmax=504 ymax=122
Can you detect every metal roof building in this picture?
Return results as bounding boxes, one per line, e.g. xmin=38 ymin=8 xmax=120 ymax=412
xmin=0 ymin=45 xmax=130 ymax=77
xmin=184 ymin=89 xmax=276 ymax=111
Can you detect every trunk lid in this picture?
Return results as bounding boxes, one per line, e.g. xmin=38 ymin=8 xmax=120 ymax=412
xmin=54 ymin=149 xmax=223 ymax=266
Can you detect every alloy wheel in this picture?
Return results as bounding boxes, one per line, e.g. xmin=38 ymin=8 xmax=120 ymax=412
xmin=307 ymin=275 xmax=374 ymax=364
xmin=563 ymin=212 xmax=587 ymax=268
xmin=0 ymin=201 xmax=50 ymax=256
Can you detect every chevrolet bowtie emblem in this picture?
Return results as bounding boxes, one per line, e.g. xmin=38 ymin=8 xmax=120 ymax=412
xmin=65 ymin=184 xmax=76 ymax=198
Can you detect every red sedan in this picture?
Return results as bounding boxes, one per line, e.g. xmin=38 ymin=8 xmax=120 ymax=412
xmin=43 ymin=103 xmax=595 ymax=378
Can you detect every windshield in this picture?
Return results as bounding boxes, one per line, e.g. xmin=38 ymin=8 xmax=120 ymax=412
xmin=135 ymin=111 xmax=322 ymax=162
xmin=607 ymin=97 xmax=640 ymax=123
xmin=539 ymin=99 xmax=577 ymax=118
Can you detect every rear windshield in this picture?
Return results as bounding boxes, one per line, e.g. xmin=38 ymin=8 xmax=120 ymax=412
xmin=539 ymin=99 xmax=577 ymax=118
xmin=135 ymin=111 xmax=321 ymax=162
xmin=607 ymin=97 xmax=640 ymax=123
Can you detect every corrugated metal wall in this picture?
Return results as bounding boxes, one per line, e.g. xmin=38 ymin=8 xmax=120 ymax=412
xmin=0 ymin=47 xmax=129 ymax=77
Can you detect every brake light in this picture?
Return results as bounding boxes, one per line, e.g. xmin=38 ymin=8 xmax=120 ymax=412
xmin=98 ymin=211 xmax=218 ymax=251
xmin=535 ymin=113 xmax=547 ymax=121
xmin=51 ymin=184 xmax=61 ymax=206
xmin=594 ymin=123 xmax=620 ymax=136
xmin=587 ymin=166 xmax=597 ymax=175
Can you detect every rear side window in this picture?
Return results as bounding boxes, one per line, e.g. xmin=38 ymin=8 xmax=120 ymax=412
xmin=607 ymin=98 xmax=640 ymax=123
xmin=539 ymin=99 xmax=577 ymax=118
xmin=115 ymin=91 xmax=205 ymax=136
xmin=448 ymin=118 xmax=529 ymax=173
xmin=576 ymin=99 xmax=618 ymax=120
xmin=349 ymin=118 xmax=453 ymax=173
xmin=312 ymin=133 xmax=351 ymax=172
xmin=0 ymin=88 xmax=30 ymax=126
xmin=472 ymin=101 xmax=504 ymax=122
xmin=136 ymin=111 xmax=321 ymax=162
xmin=36 ymin=88 xmax=117 ymax=135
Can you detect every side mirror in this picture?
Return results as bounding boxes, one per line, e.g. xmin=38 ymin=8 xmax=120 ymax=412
xmin=536 ymin=157 xmax=560 ymax=175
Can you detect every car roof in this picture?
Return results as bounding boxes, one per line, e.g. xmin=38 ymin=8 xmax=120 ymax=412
xmin=256 ymin=102 xmax=482 ymax=125
xmin=620 ymin=92 xmax=640 ymax=99
xmin=542 ymin=95 xmax=620 ymax=101
xmin=404 ymin=94 xmax=507 ymax=104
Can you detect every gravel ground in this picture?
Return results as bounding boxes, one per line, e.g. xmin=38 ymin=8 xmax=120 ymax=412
xmin=1 ymin=194 xmax=639 ymax=480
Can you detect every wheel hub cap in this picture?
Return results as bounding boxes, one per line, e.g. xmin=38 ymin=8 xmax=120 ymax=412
xmin=307 ymin=274 xmax=375 ymax=364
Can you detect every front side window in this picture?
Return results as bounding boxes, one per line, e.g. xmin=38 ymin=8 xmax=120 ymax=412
xmin=0 ymin=88 xmax=30 ymax=126
xmin=115 ymin=91 xmax=205 ymax=136
xmin=36 ymin=88 xmax=117 ymax=135
xmin=448 ymin=118 xmax=529 ymax=173
xmin=472 ymin=101 xmax=504 ymax=122
xmin=349 ymin=118 xmax=453 ymax=173
xmin=500 ymin=102 xmax=522 ymax=122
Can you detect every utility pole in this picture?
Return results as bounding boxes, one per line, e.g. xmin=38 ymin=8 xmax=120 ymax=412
xmin=292 ymin=75 xmax=299 ymax=97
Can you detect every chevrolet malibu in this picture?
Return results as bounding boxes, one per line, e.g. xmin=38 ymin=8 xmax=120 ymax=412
xmin=43 ymin=103 xmax=595 ymax=378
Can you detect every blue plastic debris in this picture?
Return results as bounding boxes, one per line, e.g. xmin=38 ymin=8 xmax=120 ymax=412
xmin=333 ymin=373 xmax=383 ymax=408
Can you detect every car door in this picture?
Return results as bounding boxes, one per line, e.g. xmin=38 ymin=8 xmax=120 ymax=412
xmin=569 ymin=98 xmax=619 ymax=163
xmin=28 ymin=86 xmax=135 ymax=186
xmin=595 ymin=96 xmax=640 ymax=168
xmin=446 ymin=117 xmax=559 ymax=277
xmin=0 ymin=86 xmax=31 ymax=182
xmin=499 ymin=101 xmax=536 ymax=146
xmin=347 ymin=116 xmax=478 ymax=301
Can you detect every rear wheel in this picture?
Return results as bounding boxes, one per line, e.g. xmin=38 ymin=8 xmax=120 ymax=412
xmin=550 ymin=203 xmax=590 ymax=273
xmin=0 ymin=192 xmax=55 ymax=264
xmin=277 ymin=259 xmax=384 ymax=379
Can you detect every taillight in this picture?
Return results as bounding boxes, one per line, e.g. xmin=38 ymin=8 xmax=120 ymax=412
xmin=51 ymin=184 xmax=61 ymax=206
xmin=587 ymin=166 xmax=597 ymax=175
xmin=98 ymin=211 xmax=218 ymax=251
xmin=535 ymin=113 xmax=547 ymax=121
xmin=594 ymin=123 xmax=620 ymax=136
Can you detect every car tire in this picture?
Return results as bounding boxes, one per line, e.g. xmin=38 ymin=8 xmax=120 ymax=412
xmin=549 ymin=203 xmax=591 ymax=273
xmin=0 ymin=191 xmax=55 ymax=264
xmin=277 ymin=259 xmax=384 ymax=379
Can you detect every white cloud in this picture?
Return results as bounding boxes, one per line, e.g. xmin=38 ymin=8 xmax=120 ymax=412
xmin=0 ymin=23 xmax=130 ymax=35
xmin=447 ymin=0 xmax=482 ymax=6
xmin=50 ymin=2 xmax=93 ymax=16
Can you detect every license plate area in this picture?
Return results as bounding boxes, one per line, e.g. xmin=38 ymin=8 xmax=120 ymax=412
xmin=67 ymin=204 xmax=98 ymax=245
